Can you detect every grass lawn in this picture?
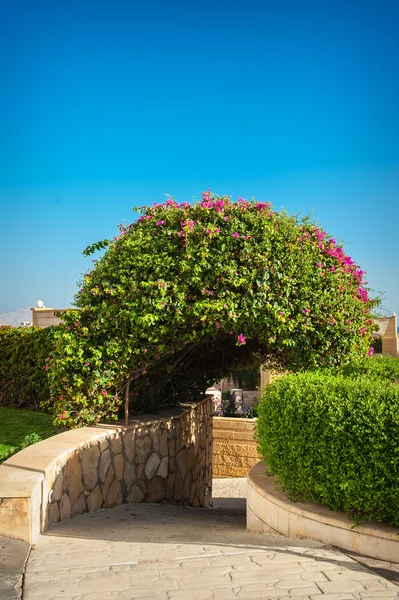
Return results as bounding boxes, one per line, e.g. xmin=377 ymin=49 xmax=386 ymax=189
xmin=0 ymin=406 xmax=59 ymax=461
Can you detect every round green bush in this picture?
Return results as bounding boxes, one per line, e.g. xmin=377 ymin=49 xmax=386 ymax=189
xmin=48 ymin=192 xmax=378 ymax=428
xmin=256 ymin=371 xmax=399 ymax=526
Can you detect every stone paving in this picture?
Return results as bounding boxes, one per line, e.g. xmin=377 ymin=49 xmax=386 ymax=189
xmin=23 ymin=479 xmax=399 ymax=600
xmin=0 ymin=535 xmax=30 ymax=600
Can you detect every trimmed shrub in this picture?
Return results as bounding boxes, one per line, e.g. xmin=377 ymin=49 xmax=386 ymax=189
xmin=0 ymin=327 xmax=56 ymax=409
xmin=256 ymin=371 xmax=399 ymax=526
xmin=339 ymin=354 xmax=399 ymax=382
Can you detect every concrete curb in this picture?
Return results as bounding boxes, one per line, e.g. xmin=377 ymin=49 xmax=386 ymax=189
xmin=247 ymin=461 xmax=399 ymax=563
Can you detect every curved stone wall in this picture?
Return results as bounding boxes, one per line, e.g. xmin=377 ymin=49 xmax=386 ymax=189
xmin=0 ymin=398 xmax=212 ymax=543
xmin=247 ymin=461 xmax=399 ymax=563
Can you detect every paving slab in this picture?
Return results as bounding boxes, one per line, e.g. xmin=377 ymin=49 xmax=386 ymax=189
xmin=0 ymin=535 xmax=30 ymax=600
xmin=23 ymin=479 xmax=399 ymax=600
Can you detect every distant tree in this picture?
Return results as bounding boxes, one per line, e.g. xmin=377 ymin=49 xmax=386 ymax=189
xmin=47 ymin=192 xmax=378 ymax=427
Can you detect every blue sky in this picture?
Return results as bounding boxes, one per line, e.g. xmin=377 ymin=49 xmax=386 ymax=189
xmin=0 ymin=0 xmax=398 ymax=315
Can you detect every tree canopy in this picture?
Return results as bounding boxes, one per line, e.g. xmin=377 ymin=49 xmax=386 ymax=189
xmin=47 ymin=192 xmax=378 ymax=428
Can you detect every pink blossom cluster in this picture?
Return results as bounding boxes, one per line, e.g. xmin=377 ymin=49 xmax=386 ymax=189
xmin=182 ymin=219 xmax=195 ymax=230
xmin=200 ymin=190 xmax=226 ymax=212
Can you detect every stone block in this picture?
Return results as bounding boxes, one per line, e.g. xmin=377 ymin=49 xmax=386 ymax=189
xmin=168 ymin=438 xmax=176 ymax=457
xmin=157 ymin=456 xmax=168 ymax=479
xmin=165 ymin=473 xmax=175 ymax=499
xmin=114 ymin=454 xmax=124 ymax=481
xmin=87 ymin=485 xmax=103 ymax=512
xmin=124 ymin=433 xmax=135 ymax=462
xmin=52 ymin=471 xmax=63 ymax=502
xmin=136 ymin=437 xmax=152 ymax=463
xmin=111 ymin=435 xmax=122 ymax=455
xmin=99 ymin=449 xmax=111 ymax=482
xmin=104 ymin=480 xmax=123 ymax=508
xmin=159 ymin=430 xmax=168 ymax=457
xmin=47 ymin=502 xmax=60 ymax=526
xmin=128 ymin=484 xmax=144 ymax=504
xmin=60 ymin=494 xmax=71 ymax=521
xmin=145 ymin=477 xmax=165 ymax=503
xmin=71 ymin=492 xmax=86 ymax=516
xmin=101 ymin=465 xmax=115 ymax=499
xmin=81 ymin=444 xmax=100 ymax=490
xmin=145 ymin=453 xmax=160 ymax=480
xmin=174 ymin=471 xmax=184 ymax=501
xmin=175 ymin=449 xmax=186 ymax=478
xmin=65 ymin=452 xmax=84 ymax=505
xmin=183 ymin=471 xmax=192 ymax=500
xmin=124 ymin=463 xmax=136 ymax=489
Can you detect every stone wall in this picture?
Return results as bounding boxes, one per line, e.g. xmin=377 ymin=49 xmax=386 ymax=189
xmin=375 ymin=315 xmax=398 ymax=357
xmin=213 ymin=417 xmax=260 ymax=478
xmin=0 ymin=398 xmax=212 ymax=543
xmin=30 ymin=307 xmax=68 ymax=328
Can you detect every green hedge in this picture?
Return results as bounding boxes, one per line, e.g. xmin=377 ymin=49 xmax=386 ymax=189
xmin=339 ymin=354 xmax=399 ymax=382
xmin=256 ymin=370 xmax=399 ymax=526
xmin=0 ymin=327 xmax=56 ymax=410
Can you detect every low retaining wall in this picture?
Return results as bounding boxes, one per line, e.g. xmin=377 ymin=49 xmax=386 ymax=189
xmin=247 ymin=461 xmax=399 ymax=563
xmin=213 ymin=417 xmax=260 ymax=478
xmin=0 ymin=398 xmax=212 ymax=543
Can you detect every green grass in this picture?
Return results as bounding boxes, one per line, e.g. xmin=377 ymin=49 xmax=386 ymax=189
xmin=0 ymin=407 xmax=59 ymax=461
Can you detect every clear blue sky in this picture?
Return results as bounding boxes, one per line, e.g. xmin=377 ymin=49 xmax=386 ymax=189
xmin=0 ymin=0 xmax=398 ymax=315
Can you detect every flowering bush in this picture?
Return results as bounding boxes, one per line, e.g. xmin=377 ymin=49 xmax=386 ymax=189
xmin=48 ymin=191 xmax=378 ymax=428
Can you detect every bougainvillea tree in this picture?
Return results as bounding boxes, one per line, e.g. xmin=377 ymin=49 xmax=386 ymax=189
xmin=47 ymin=192 xmax=378 ymax=428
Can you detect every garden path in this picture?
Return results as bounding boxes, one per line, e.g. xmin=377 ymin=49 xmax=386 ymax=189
xmin=23 ymin=479 xmax=399 ymax=600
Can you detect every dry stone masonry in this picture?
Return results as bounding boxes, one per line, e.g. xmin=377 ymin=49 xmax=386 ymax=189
xmin=0 ymin=397 xmax=212 ymax=542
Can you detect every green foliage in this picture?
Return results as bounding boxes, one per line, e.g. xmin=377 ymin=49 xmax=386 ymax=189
xmin=371 ymin=334 xmax=382 ymax=353
xmin=0 ymin=432 xmax=42 ymax=463
xmin=256 ymin=371 xmax=399 ymax=526
xmin=0 ymin=327 xmax=56 ymax=409
xmin=0 ymin=405 xmax=58 ymax=462
xmin=48 ymin=192 xmax=378 ymax=428
xmin=20 ymin=432 xmax=42 ymax=448
xmin=339 ymin=354 xmax=399 ymax=382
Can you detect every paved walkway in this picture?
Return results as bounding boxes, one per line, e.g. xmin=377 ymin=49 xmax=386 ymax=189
xmin=0 ymin=535 xmax=30 ymax=600
xmin=23 ymin=479 xmax=399 ymax=600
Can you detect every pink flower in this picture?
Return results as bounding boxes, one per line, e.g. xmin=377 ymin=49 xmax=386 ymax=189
xmin=59 ymin=411 xmax=67 ymax=420
xmin=237 ymin=333 xmax=247 ymax=345
xmin=101 ymin=390 xmax=107 ymax=396
xmin=368 ymin=347 xmax=375 ymax=356
xmin=45 ymin=365 xmax=49 ymax=370
xmin=329 ymin=267 xmax=335 ymax=272
xmin=224 ymin=216 xmax=229 ymax=221
xmin=156 ymin=220 xmax=165 ymax=226
xmin=85 ymin=361 xmax=91 ymax=366
xmin=232 ymin=232 xmax=239 ymax=238
xmin=215 ymin=322 xmax=221 ymax=329
xmin=302 ymin=308 xmax=310 ymax=314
